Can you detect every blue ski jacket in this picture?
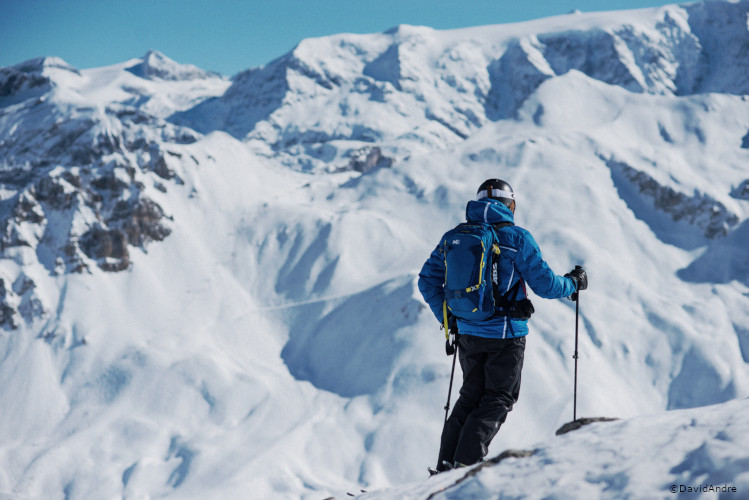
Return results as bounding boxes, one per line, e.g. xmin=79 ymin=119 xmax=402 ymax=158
xmin=418 ymin=198 xmax=576 ymax=339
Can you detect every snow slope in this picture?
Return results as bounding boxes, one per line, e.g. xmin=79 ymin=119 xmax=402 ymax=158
xmin=361 ymin=398 xmax=749 ymax=500
xmin=1 ymin=1 xmax=749 ymax=498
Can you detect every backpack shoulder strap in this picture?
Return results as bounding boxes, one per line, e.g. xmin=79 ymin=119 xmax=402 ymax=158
xmin=492 ymin=221 xmax=514 ymax=231
xmin=490 ymin=221 xmax=521 ymax=303
xmin=490 ymin=221 xmax=513 ymax=246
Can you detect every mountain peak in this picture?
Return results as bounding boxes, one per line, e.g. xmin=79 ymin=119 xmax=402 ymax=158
xmin=0 ymin=56 xmax=81 ymax=80
xmin=3 ymin=56 xmax=78 ymax=74
xmin=383 ymin=24 xmax=435 ymax=37
xmin=125 ymin=49 xmax=219 ymax=81
xmin=0 ymin=56 xmax=81 ymax=99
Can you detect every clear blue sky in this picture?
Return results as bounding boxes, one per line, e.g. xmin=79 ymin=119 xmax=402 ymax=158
xmin=2 ymin=0 xmax=684 ymax=76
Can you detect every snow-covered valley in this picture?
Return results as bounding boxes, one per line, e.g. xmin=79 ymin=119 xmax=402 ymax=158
xmin=1 ymin=1 xmax=749 ymax=498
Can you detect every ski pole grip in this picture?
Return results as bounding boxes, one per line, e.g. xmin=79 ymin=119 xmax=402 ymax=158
xmin=574 ymin=265 xmax=586 ymax=293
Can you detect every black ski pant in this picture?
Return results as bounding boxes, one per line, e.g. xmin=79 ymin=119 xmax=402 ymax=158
xmin=437 ymin=334 xmax=525 ymax=469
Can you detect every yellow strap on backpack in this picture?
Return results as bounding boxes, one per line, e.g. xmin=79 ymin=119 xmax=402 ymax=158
xmin=443 ymin=300 xmax=450 ymax=340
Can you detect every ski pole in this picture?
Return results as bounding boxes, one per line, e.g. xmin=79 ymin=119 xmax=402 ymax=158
xmin=436 ymin=333 xmax=458 ymax=471
xmin=441 ymin=301 xmax=457 ymax=426
xmin=573 ymin=287 xmax=580 ymax=422
xmin=444 ymin=339 xmax=457 ymax=427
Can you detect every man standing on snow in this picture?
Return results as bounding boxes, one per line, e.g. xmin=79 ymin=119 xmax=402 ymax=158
xmin=418 ymin=179 xmax=587 ymax=472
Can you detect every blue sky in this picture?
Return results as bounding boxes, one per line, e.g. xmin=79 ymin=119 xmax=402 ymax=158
xmin=3 ymin=0 xmax=683 ymax=76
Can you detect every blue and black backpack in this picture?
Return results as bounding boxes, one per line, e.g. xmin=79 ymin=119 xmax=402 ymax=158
xmin=441 ymin=222 xmax=503 ymax=321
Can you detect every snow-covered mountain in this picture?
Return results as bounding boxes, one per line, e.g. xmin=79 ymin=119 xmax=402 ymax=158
xmin=1 ymin=1 xmax=748 ymax=498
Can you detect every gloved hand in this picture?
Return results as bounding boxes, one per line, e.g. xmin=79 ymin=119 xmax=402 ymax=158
xmin=448 ymin=314 xmax=458 ymax=333
xmin=565 ymin=265 xmax=587 ymax=301
xmin=445 ymin=314 xmax=459 ymax=356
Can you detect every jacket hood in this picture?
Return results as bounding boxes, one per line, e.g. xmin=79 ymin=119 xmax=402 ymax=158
xmin=466 ymin=199 xmax=514 ymax=224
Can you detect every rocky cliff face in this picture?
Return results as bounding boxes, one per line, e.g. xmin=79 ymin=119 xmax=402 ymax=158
xmin=0 ymin=54 xmax=224 ymax=326
xmin=607 ymin=157 xmax=740 ymax=241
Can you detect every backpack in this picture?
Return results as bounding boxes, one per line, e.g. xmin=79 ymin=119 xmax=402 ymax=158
xmin=441 ymin=222 xmax=503 ymax=321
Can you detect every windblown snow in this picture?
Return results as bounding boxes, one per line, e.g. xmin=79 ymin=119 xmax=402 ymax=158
xmin=1 ymin=1 xmax=748 ymax=499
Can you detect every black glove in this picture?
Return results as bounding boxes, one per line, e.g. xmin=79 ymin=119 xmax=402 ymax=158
xmin=445 ymin=314 xmax=459 ymax=356
xmin=448 ymin=314 xmax=458 ymax=332
xmin=565 ymin=265 xmax=587 ymax=301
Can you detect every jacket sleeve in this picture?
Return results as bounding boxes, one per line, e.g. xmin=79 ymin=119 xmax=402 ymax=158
xmin=418 ymin=242 xmax=446 ymax=322
xmin=514 ymin=229 xmax=576 ymax=299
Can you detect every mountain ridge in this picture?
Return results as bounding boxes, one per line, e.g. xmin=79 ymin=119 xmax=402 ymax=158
xmin=169 ymin=0 xmax=749 ymax=176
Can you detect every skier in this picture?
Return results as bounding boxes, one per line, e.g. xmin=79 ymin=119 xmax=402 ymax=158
xmin=418 ymin=179 xmax=587 ymax=472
